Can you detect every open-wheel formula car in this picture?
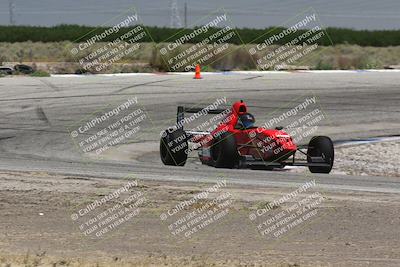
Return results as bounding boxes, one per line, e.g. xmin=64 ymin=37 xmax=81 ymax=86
xmin=160 ymin=100 xmax=334 ymax=173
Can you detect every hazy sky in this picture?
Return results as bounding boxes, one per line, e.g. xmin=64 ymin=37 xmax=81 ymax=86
xmin=1 ymin=0 xmax=399 ymax=30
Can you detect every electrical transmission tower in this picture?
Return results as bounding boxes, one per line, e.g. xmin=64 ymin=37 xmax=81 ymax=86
xmin=170 ymin=0 xmax=182 ymax=28
xmin=9 ymin=0 xmax=16 ymax=25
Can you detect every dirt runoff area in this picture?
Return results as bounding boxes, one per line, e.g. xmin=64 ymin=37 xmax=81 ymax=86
xmin=334 ymin=141 xmax=400 ymax=177
xmin=1 ymin=170 xmax=400 ymax=267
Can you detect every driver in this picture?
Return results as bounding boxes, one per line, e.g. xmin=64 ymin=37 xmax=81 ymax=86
xmin=237 ymin=113 xmax=255 ymax=129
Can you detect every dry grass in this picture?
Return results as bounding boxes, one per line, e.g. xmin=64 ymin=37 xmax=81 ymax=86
xmin=1 ymin=42 xmax=399 ymax=73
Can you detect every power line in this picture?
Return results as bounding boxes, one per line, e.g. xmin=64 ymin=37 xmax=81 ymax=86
xmin=170 ymin=0 xmax=182 ymax=28
xmin=184 ymin=2 xmax=188 ymax=28
xmin=9 ymin=0 xmax=16 ymax=25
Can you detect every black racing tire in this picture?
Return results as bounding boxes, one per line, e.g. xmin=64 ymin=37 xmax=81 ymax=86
xmin=307 ymin=136 xmax=334 ymax=173
xmin=211 ymin=132 xmax=239 ymax=168
xmin=160 ymin=128 xmax=188 ymax=166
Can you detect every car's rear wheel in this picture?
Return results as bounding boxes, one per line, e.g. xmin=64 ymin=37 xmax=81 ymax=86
xmin=211 ymin=132 xmax=239 ymax=168
xmin=307 ymin=136 xmax=334 ymax=173
xmin=160 ymin=128 xmax=188 ymax=166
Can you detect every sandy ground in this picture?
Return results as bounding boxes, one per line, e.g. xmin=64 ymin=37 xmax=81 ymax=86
xmin=335 ymin=141 xmax=400 ymax=177
xmin=1 ymin=170 xmax=400 ymax=267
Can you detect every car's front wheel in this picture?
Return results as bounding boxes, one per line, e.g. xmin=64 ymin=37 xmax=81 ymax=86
xmin=307 ymin=136 xmax=334 ymax=173
xmin=211 ymin=132 xmax=239 ymax=168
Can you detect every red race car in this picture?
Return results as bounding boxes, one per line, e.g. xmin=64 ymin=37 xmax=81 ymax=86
xmin=160 ymin=100 xmax=334 ymax=173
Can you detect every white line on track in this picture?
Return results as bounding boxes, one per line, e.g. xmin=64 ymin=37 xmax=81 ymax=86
xmin=50 ymin=69 xmax=400 ymax=78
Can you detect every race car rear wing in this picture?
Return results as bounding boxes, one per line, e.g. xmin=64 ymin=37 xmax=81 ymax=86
xmin=176 ymin=106 xmax=229 ymax=125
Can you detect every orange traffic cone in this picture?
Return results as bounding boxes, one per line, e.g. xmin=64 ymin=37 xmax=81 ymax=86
xmin=194 ymin=64 xmax=202 ymax=79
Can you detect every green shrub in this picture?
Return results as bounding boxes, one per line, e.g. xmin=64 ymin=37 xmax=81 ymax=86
xmin=1 ymin=25 xmax=400 ymax=47
xmin=315 ymin=60 xmax=333 ymax=70
xmin=30 ymin=70 xmax=50 ymax=77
